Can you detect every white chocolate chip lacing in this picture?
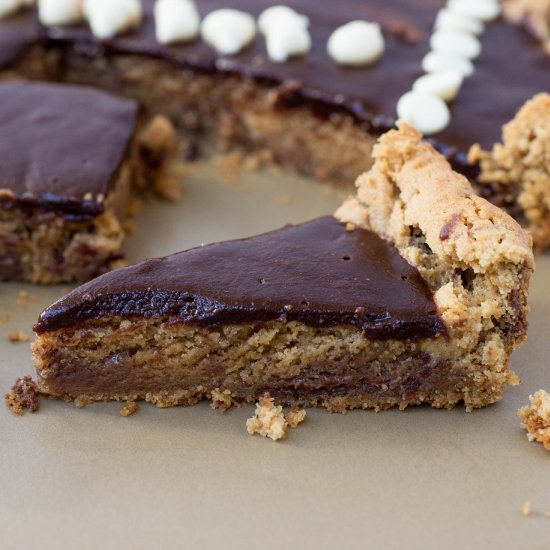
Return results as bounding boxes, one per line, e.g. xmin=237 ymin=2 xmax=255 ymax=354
xmin=0 ymin=0 xmax=34 ymax=19
xmin=38 ymin=0 xmax=83 ymax=26
xmin=430 ymin=28 xmax=482 ymax=60
xmin=434 ymin=8 xmax=484 ymax=36
xmin=397 ymin=0 xmax=502 ymax=135
xmin=201 ymin=8 xmax=256 ymax=56
xmin=327 ymin=20 xmax=385 ymax=67
xmin=258 ymin=5 xmax=310 ymax=63
xmin=422 ymin=50 xmax=474 ymax=77
xmin=258 ymin=5 xmax=309 ymax=35
xmin=154 ymin=0 xmax=200 ymax=45
xmin=412 ymin=71 xmax=463 ymax=102
xmin=447 ymin=0 xmax=501 ymax=23
xmin=397 ymin=91 xmax=451 ymax=135
xmin=83 ymin=0 xmax=142 ymax=39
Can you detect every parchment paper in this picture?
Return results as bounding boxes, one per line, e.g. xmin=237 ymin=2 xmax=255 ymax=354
xmin=1 ymin=162 xmax=549 ymax=550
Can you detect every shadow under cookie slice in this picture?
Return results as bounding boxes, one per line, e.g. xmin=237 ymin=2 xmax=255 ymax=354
xmin=31 ymin=124 xmax=534 ymax=413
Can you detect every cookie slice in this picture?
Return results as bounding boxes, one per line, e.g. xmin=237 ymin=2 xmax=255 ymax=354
xmin=0 ymin=81 xmax=178 ymax=283
xmin=32 ymin=124 xmax=533 ymax=412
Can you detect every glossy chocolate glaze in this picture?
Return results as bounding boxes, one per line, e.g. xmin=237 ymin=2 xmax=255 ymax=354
xmin=35 ymin=216 xmax=444 ymax=339
xmin=0 ymin=82 xmax=137 ymax=219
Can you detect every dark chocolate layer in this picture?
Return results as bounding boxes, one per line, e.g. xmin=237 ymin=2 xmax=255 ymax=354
xmin=43 ymin=0 xmax=550 ymax=152
xmin=0 ymin=81 xmax=138 ymax=217
xmin=35 ymin=216 xmax=444 ymax=339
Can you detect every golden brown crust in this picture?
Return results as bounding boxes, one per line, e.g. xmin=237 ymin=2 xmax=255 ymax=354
xmin=469 ymin=93 xmax=550 ymax=251
xmin=336 ymin=122 xmax=533 ymax=406
xmin=34 ymin=313 xmax=521 ymax=413
xmin=518 ymin=390 xmax=550 ymax=451
xmin=337 ymin=122 xmax=533 ymax=270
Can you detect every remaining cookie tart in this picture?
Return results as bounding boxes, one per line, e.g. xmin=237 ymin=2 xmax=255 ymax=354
xmin=32 ymin=124 xmax=533 ymax=412
xmin=0 ymin=0 xmax=549 ymax=248
xmin=470 ymin=94 xmax=550 ymax=251
xmin=0 ymin=81 xmax=178 ymax=283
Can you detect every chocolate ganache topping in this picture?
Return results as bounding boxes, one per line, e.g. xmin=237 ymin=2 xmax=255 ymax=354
xmin=37 ymin=0 xmax=550 ymax=153
xmin=0 ymin=82 xmax=137 ymax=220
xmin=35 ymin=216 xmax=445 ymax=339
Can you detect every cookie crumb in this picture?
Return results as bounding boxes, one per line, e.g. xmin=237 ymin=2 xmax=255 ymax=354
xmin=522 ymin=500 xmax=532 ymax=517
xmin=7 ymin=330 xmax=29 ymax=343
xmin=138 ymin=115 xmax=183 ymax=202
xmin=5 ymin=376 xmax=39 ymax=416
xmin=211 ymin=388 xmax=234 ymax=413
xmin=285 ymin=406 xmax=306 ymax=428
xmin=215 ymin=151 xmax=244 ymax=184
xmin=345 ymin=222 xmax=355 ymax=232
xmin=122 ymin=220 xmax=136 ymax=235
xmin=242 ymin=148 xmax=273 ymax=172
xmin=153 ymin=162 xmax=186 ymax=202
xmin=246 ymin=393 xmax=287 ymax=441
xmin=518 ymin=390 xmax=550 ymax=450
xmin=127 ymin=197 xmax=142 ymax=216
xmin=120 ymin=400 xmax=138 ymax=417
xmin=277 ymin=194 xmax=292 ymax=206
xmin=16 ymin=290 xmax=37 ymax=307
xmin=74 ymin=395 xmax=92 ymax=408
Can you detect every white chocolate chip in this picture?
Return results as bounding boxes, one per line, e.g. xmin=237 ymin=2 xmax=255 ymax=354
xmin=258 ymin=5 xmax=310 ymax=62
xmin=258 ymin=5 xmax=309 ymax=35
xmin=396 ymin=91 xmax=451 ymax=135
xmin=422 ymin=50 xmax=474 ymax=77
xmin=154 ymin=0 xmax=200 ymax=45
xmin=448 ymin=0 xmax=501 ymax=23
xmin=201 ymin=9 xmax=256 ymax=55
xmin=84 ymin=0 xmax=142 ymax=39
xmin=265 ymin=19 xmax=311 ymax=62
xmin=0 ymin=0 xmax=21 ymax=18
xmin=327 ymin=21 xmax=385 ymax=67
xmin=434 ymin=8 xmax=484 ymax=35
xmin=430 ymin=29 xmax=481 ymax=60
xmin=412 ymin=71 xmax=463 ymax=102
xmin=38 ymin=0 xmax=83 ymax=26
xmin=0 ymin=0 xmax=31 ymax=19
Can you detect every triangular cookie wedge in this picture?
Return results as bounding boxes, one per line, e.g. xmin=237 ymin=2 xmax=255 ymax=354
xmin=32 ymin=124 xmax=534 ymax=412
